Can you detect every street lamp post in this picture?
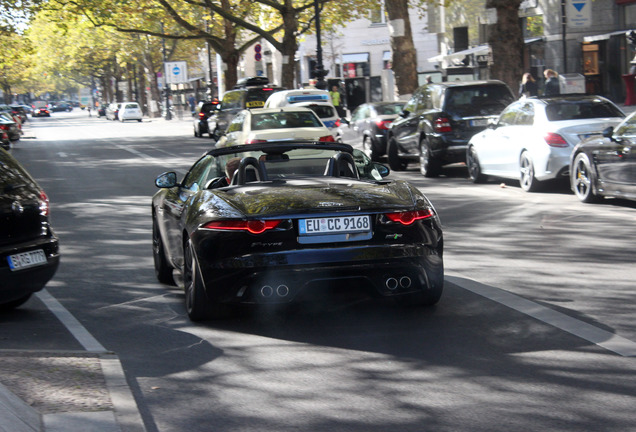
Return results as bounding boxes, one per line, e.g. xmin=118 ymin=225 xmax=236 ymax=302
xmin=313 ymin=0 xmax=327 ymax=90
xmin=161 ymin=23 xmax=172 ymax=120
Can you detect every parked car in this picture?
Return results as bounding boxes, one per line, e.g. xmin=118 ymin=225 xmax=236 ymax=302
xmin=0 ymin=147 xmax=60 ymax=309
xmin=0 ymin=113 xmax=21 ymax=142
xmin=32 ymin=107 xmax=50 ymax=117
xmin=570 ymin=110 xmax=636 ymax=203
xmin=264 ymin=89 xmax=340 ymax=136
xmin=193 ymin=100 xmax=219 ymax=137
xmin=9 ymin=105 xmax=28 ymax=123
xmin=467 ymin=95 xmax=625 ymax=192
xmin=207 ymin=77 xmax=285 ymax=140
xmin=387 ymin=80 xmax=515 ymax=176
xmin=106 ymin=103 xmax=121 ymax=121
xmin=50 ymin=102 xmax=72 ymax=112
xmin=152 ymin=141 xmax=444 ymax=321
xmin=1 ymin=131 xmax=10 ymax=150
xmin=97 ymin=105 xmax=106 ymax=117
xmin=215 ymin=107 xmax=336 ymax=147
xmin=118 ymin=102 xmax=143 ymax=122
xmin=338 ymin=101 xmax=404 ymax=161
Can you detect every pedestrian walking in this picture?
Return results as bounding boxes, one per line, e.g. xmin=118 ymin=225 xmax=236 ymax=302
xmin=87 ymin=105 xmax=92 ymax=117
xmin=330 ymin=85 xmax=345 ymax=118
xmin=543 ymin=69 xmax=560 ymax=96
xmin=518 ymin=73 xmax=538 ymax=98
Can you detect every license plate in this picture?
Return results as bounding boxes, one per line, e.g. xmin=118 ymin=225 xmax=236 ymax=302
xmin=8 ymin=250 xmax=47 ymax=271
xmin=470 ymin=119 xmax=489 ymax=127
xmin=299 ymin=215 xmax=371 ymax=235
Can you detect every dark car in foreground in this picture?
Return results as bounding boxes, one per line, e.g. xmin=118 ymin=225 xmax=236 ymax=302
xmin=193 ymin=100 xmax=219 ymax=137
xmin=152 ymin=142 xmax=444 ymax=321
xmin=387 ymin=80 xmax=514 ymax=176
xmin=0 ymin=148 xmax=60 ymax=309
xmin=570 ymin=110 xmax=636 ymax=203
xmin=338 ymin=101 xmax=404 ymax=161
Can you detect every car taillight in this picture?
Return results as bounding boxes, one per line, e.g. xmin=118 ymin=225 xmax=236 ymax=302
xmin=39 ymin=190 xmax=50 ymax=216
xmin=198 ymin=112 xmax=205 ymax=119
xmin=434 ymin=117 xmax=452 ymax=133
xmin=319 ymin=135 xmax=335 ymax=142
xmin=202 ymin=220 xmax=281 ymax=234
xmin=246 ymin=139 xmax=267 ymax=144
xmin=0 ymin=125 xmax=8 ymax=131
xmin=385 ymin=209 xmax=435 ymax=225
xmin=376 ymin=119 xmax=392 ymax=130
xmin=544 ymin=132 xmax=569 ymax=147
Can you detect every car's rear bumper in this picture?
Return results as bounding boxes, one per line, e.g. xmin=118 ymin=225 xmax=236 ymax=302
xmin=0 ymin=236 xmax=60 ymax=304
xmin=195 ymin=243 xmax=443 ymax=304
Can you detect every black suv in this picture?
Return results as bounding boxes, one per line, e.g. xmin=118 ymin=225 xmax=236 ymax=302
xmin=387 ymin=80 xmax=514 ymax=176
xmin=207 ymin=77 xmax=284 ymax=140
xmin=193 ymin=100 xmax=219 ymax=138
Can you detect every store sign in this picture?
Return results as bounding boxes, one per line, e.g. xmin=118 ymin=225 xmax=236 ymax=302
xmin=567 ymin=0 xmax=591 ymax=28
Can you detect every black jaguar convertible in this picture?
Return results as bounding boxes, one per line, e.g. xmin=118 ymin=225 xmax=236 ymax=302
xmin=152 ymin=142 xmax=444 ymax=321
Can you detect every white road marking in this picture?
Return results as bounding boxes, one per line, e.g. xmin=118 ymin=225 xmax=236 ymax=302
xmin=447 ymin=275 xmax=636 ymax=357
xmin=36 ymin=289 xmax=107 ymax=353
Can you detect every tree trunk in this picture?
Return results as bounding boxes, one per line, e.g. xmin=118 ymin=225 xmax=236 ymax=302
xmin=486 ymin=0 xmax=523 ymax=92
xmin=384 ymin=0 xmax=418 ymax=98
xmin=222 ymin=50 xmax=240 ymax=91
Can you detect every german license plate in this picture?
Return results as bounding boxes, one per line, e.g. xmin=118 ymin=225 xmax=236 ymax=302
xmin=8 ymin=250 xmax=47 ymax=271
xmin=299 ymin=215 xmax=371 ymax=235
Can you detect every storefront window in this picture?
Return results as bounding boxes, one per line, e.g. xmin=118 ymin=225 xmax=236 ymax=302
xmin=582 ymin=44 xmax=599 ymax=75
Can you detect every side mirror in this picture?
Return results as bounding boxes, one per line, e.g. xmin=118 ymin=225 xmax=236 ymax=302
xmin=155 ymin=172 xmax=178 ymax=188
xmin=373 ymin=163 xmax=390 ymax=178
xmin=341 ymin=118 xmax=350 ymax=125
xmin=602 ymin=126 xmax=614 ymax=140
xmin=400 ymin=110 xmax=410 ymax=118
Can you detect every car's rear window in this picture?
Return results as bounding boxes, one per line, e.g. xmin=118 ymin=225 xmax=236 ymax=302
xmin=545 ymin=100 xmax=624 ymax=121
xmin=245 ymin=88 xmax=280 ymax=108
xmin=376 ymin=103 xmax=404 ymax=115
xmin=305 ymin=104 xmax=335 ymax=119
xmin=251 ymin=111 xmax=323 ymax=130
xmin=124 ymin=104 xmax=139 ymax=109
xmin=444 ymin=85 xmax=514 ymax=116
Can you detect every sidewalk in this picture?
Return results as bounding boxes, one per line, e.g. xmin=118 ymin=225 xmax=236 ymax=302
xmin=0 ymin=351 xmax=145 ymax=432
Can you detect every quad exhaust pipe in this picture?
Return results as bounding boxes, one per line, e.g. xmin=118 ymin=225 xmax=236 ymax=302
xmin=385 ymin=276 xmax=412 ymax=290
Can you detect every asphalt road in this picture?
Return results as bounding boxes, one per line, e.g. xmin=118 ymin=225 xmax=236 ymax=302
xmin=3 ymin=110 xmax=636 ymax=432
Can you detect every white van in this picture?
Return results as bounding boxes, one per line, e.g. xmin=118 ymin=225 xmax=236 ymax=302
xmin=264 ymin=89 xmax=340 ymax=135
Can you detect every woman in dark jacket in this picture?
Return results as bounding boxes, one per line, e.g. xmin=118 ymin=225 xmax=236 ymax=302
xmin=518 ymin=73 xmax=538 ymax=98
xmin=543 ymin=69 xmax=560 ymax=96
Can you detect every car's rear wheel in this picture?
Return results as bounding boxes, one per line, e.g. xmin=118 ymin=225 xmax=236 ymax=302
xmin=0 ymin=294 xmax=32 ymax=310
xmin=571 ymin=153 xmax=599 ymax=203
xmin=387 ymin=137 xmax=407 ymax=171
xmin=194 ymin=126 xmax=200 ymax=137
xmin=153 ymin=217 xmax=175 ymax=285
xmin=183 ymin=239 xmax=230 ymax=321
xmin=419 ymin=138 xmax=441 ymax=177
xmin=519 ymin=151 xmax=541 ymax=192
xmin=467 ymin=146 xmax=487 ymax=183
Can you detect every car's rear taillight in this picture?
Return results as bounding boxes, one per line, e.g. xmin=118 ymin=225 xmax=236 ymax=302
xmin=39 ymin=190 xmax=50 ymax=216
xmin=376 ymin=119 xmax=392 ymax=130
xmin=198 ymin=112 xmax=205 ymax=119
xmin=434 ymin=117 xmax=452 ymax=133
xmin=544 ymin=132 xmax=569 ymax=147
xmin=319 ymin=135 xmax=335 ymax=142
xmin=0 ymin=125 xmax=8 ymax=131
xmin=385 ymin=209 xmax=435 ymax=225
xmin=202 ymin=220 xmax=281 ymax=234
xmin=246 ymin=139 xmax=267 ymax=144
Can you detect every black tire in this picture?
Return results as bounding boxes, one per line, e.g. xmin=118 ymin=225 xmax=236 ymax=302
xmin=0 ymin=294 xmax=32 ymax=310
xmin=571 ymin=152 xmax=600 ymax=203
xmin=138 ymin=119 xmax=142 ymax=122
xmin=363 ymin=136 xmax=380 ymax=162
xmin=209 ymin=128 xmax=218 ymax=140
xmin=387 ymin=137 xmax=407 ymax=171
xmin=467 ymin=146 xmax=487 ymax=183
xmin=183 ymin=239 xmax=230 ymax=321
xmin=419 ymin=138 xmax=441 ymax=178
xmin=519 ymin=151 xmax=541 ymax=192
xmin=152 ymin=217 xmax=175 ymax=285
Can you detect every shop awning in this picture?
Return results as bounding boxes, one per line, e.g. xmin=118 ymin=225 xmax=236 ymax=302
xmin=342 ymin=53 xmax=369 ymax=63
xmin=584 ymin=29 xmax=634 ymax=42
